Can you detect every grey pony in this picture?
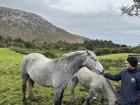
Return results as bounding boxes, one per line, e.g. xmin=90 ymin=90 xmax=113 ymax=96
xmin=71 ymin=67 xmax=118 ymax=105
xmin=21 ymin=50 xmax=104 ymax=105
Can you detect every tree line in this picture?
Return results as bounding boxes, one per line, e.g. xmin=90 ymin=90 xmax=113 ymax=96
xmin=0 ymin=36 xmax=140 ymax=57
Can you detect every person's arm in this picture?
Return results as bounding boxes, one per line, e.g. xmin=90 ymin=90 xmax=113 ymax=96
xmin=135 ymin=71 xmax=140 ymax=89
xmin=103 ymin=70 xmax=124 ymax=81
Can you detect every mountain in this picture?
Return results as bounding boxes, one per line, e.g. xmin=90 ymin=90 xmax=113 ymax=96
xmin=0 ymin=7 xmax=88 ymax=43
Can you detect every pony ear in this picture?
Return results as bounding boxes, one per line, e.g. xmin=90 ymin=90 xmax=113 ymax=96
xmin=86 ymin=50 xmax=91 ymax=56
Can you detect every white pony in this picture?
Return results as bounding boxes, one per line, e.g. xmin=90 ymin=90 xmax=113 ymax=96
xmin=71 ymin=67 xmax=118 ymax=105
xmin=21 ymin=50 xmax=104 ymax=105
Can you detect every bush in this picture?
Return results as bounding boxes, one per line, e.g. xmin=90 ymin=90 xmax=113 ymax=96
xmin=117 ymin=47 xmax=130 ymax=53
xmin=95 ymin=48 xmax=111 ymax=55
xmin=24 ymin=42 xmax=35 ymax=48
xmin=43 ymin=51 xmax=57 ymax=58
xmin=110 ymin=48 xmax=118 ymax=54
xmin=10 ymin=47 xmax=30 ymax=55
xmin=0 ymin=43 xmax=6 ymax=48
xmin=131 ymin=46 xmax=140 ymax=53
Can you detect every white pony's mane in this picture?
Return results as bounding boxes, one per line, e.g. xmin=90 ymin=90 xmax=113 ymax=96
xmin=53 ymin=50 xmax=97 ymax=63
xmin=62 ymin=51 xmax=86 ymax=58
xmin=52 ymin=51 xmax=86 ymax=63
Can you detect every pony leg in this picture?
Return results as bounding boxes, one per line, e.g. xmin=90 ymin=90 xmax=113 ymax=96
xmin=98 ymin=93 xmax=104 ymax=105
xmin=22 ymin=74 xmax=29 ymax=102
xmin=28 ymin=77 xmax=34 ymax=99
xmin=71 ymin=76 xmax=78 ymax=103
xmin=54 ymin=87 xmax=65 ymax=105
xmin=83 ymin=90 xmax=94 ymax=105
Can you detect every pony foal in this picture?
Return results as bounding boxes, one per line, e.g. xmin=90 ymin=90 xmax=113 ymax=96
xmin=71 ymin=67 xmax=118 ymax=105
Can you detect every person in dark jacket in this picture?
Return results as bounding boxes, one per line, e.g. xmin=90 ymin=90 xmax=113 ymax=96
xmin=102 ymin=56 xmax=140 ymax=105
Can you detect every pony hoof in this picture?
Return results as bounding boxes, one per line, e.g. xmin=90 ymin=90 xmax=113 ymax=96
xmin=71 ymin=102 xmax=75 ymax=105
xmin=28 ymin=96 xmax=34 ymax=101
xmin=22 ymin=98 xmax=26 ymax=102
xmin=22 ymin=101 xmax=27 ymax=105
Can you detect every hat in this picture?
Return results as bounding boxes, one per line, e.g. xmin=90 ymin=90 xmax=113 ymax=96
xmin=127 ymin=56 xmax=138 ymax=67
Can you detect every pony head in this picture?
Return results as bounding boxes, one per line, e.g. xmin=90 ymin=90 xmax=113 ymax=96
xmin=82 ymin=50 xmax=104 ymax=74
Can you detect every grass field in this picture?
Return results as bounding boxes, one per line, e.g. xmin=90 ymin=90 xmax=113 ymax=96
xmin=0 ymin=48 xmax=23 ymax=105
xmin=98 ymin=53 xmax=130 ymax=61
xmin=0 ymin=48 xmax=132 ymax=105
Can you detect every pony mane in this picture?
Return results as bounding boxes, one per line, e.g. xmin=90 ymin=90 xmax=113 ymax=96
xmin=87 ymin=50 xmax=97 ymax=59
xmin=62 ymin=51 xmax=86 ymax=60
xmin=52 ymin=51 xmax=86 ymax=63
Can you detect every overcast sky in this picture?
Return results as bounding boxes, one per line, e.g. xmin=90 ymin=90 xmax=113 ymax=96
xmin=0 ymin=0 xmax=140 ymax=46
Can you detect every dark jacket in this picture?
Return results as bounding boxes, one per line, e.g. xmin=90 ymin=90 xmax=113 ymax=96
xmin=103 ymin=68 xmax=140 ymax=105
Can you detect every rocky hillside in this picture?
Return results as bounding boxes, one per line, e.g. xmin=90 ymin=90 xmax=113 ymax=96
xmin=0 ymin=7 xmax=87 ymax=43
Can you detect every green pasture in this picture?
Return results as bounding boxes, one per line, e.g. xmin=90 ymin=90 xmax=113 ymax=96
xmin=0 ymin=48 xmax=133 ymax=105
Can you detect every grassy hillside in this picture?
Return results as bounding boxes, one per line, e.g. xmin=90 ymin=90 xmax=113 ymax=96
xmin=0 ymin=48 xmax=132 ymax=105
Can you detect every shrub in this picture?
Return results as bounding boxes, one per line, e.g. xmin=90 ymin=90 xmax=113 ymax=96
xmin=95 ymin=48 xmax=111 ymax=55
xmin=10 ymin=47 xmax=30 ymax=55
xmin=43 ymin=50 xmax=57 ymax=58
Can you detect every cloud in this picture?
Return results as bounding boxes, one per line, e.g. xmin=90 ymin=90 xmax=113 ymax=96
xmin=45 ymin=0 xmax=133 ymax=13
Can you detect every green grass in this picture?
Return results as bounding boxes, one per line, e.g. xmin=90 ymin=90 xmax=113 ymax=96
xmin=98 ymin=53 xmax=131 ymax=61
xmin=0 ymin=48 xmax=23 ymax=105
xmin=98 ymin=53 xmax=133 ymax=74
xmin=0 ymin=48 xmax=135 ymax=105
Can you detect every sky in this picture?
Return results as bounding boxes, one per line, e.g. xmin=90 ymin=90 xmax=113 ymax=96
xmin=0 ymin=0 xmax=140 ymax=46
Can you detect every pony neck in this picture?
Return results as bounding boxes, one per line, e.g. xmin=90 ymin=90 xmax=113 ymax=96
xmin=63 ymin=52 xmax=87 ymax=74
xmin=103 ymin=79 xmax=118 ymax=105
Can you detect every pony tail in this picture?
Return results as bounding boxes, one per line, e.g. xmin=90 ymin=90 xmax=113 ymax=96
xmin=21 ymin=56 xmax=29 ymax=77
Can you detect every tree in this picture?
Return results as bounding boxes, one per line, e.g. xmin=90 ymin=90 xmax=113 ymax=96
xmin=121 ymin=0 xmax=140 ymax=16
